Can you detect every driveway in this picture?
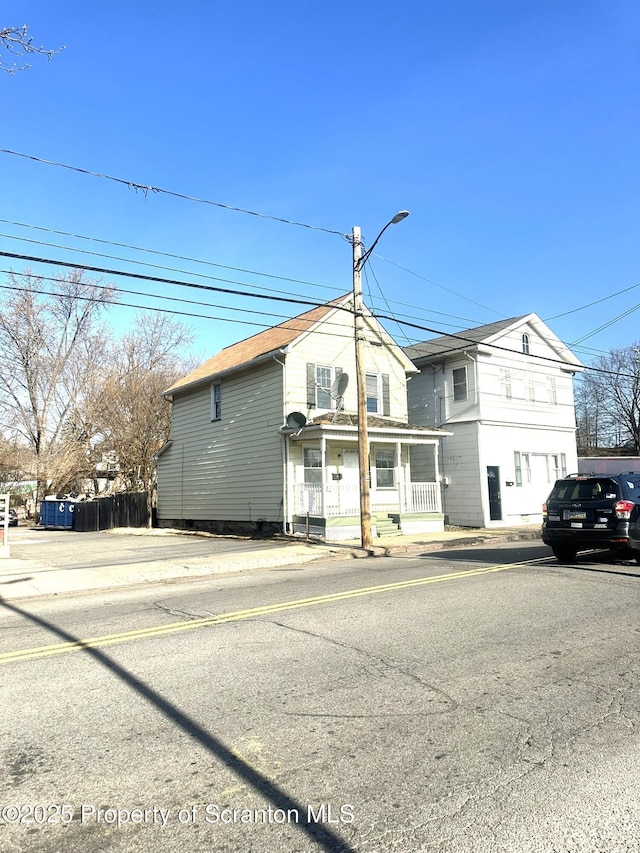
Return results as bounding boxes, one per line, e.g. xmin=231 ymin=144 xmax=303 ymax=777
xmin=6 ymin=525 xmax=298 ymax=570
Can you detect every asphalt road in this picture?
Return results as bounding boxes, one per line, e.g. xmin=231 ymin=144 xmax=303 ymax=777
xmin=5 ymin=525 xmax=300 ymax=569
xmin=1 ymin=542 xmax=640 ymax=853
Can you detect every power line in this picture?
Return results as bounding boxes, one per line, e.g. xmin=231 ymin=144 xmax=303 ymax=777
xmin=0 ymin=249 xmax=355 ymax=315
xmin=0 ymin=149 xmax=346 ymax=237
xmin=0 ymin=218 xmax=340 ymax=293
xmin=0 ymin=270 xmax=360 ymax=343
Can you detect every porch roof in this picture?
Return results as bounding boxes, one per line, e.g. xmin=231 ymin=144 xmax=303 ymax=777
xmin=290 ymin=412 xmax=451 ymax=443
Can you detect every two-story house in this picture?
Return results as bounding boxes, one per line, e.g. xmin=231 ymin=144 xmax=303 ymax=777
xmin=156 ymin=294 xmax=449 ymax=541
xmin=404 ymin=314 xmax=584 ymax=527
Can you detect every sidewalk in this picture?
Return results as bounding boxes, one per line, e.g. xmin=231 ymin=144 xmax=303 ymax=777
xmin=0 ymin=524 xmax=542 ymax=601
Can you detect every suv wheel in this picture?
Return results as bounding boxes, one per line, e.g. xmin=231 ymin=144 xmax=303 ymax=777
xmin=552 ymin=545 xmax=577 ymax=562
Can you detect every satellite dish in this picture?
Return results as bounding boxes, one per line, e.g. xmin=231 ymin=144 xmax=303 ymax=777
xmin=286 ymin=412 xmax=307 ymax=430
xmin=331 ymin=372 xmax=349 ymax=398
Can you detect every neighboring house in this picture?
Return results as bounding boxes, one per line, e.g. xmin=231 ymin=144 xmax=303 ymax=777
xmin=404 ymin=314 xmax=584 ymax=527
xmin=156 ymin=294 xmax=449 ymax=541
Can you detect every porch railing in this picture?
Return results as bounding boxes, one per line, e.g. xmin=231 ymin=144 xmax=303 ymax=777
xmin=294 ymin=481 xmax=441 ymax=518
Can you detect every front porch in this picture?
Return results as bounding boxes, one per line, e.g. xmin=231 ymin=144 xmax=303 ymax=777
xmin=292 ymin=481 xmax=443 ymax=540
xmin=285 ymin=416 xmax=448 ymax=542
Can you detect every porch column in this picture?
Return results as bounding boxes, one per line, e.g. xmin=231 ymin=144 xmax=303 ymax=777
xmin=396 ymin=441 xmax=405 ymax=512
xmin=434 ymin=440 xmax=443 ymax=513
xmin=320 ymin=436 xmax=327 ymax=518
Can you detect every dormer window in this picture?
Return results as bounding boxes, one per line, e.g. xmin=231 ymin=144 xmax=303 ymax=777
xmin=522 ymin=333 xmax=530 ymax=355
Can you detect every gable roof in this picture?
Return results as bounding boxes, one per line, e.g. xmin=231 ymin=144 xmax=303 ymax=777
xmin=404 ymin=313 xmax=583 ymax=368
xmin=165 ymin=295 xmax=351 ymax=395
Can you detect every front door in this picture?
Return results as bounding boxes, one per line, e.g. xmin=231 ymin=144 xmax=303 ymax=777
xmin=487 ymin=466 xmax=502 ymax=521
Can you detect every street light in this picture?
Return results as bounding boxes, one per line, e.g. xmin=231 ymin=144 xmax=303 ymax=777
xmin=352 ymin=211 xmax=410 ymax=550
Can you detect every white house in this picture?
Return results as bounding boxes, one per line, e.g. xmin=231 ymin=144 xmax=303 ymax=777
xmin=156 ymin=295 xmax=449 ymax=541
xmin=404 ymin=314 xmax=584 ymax=527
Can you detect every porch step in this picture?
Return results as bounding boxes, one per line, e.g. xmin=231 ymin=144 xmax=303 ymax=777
xmin=373 ymin=514 xmax=402 ymax=537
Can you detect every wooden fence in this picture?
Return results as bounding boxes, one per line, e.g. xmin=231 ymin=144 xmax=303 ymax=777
xmin=74 ymin=492 xmax=150 ymax=532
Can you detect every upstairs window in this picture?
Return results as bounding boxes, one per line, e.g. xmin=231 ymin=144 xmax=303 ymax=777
xmin=452 ymin=367 xmax=468 ymax=402
xmin=522 ymin=333 xmax=530 ymax=355
xmin=547 ymin=377 xmax=557 ymax=405
xmin=315 ymin=365 xmax=333 ymax=409
xmin=307 ymin=363 xmax=343 ymax=410
xmin=366 ymin=373 xmax=381 ymax=412
xmin=211 ymin=382 xmax=222 ymax=421
xmin=500 ymin=368 xmax=512 ymax=400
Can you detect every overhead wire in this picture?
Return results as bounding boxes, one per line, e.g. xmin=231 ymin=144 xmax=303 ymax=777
xmin=0 ymin=149 xmax=346 ymax=237
xmin=0 ymin=217 xmax=340 ymax=294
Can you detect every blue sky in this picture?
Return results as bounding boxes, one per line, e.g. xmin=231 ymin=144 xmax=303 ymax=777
xmin=1 ymin=0 xmax=638 ymax=365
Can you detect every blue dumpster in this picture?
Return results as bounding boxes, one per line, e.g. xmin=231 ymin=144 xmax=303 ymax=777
xmin=39 ymin=500 xmax=76 ymax=530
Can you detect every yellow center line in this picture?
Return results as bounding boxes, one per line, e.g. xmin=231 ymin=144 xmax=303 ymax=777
xmin=0 ymin=556 xmax=548 ymax=665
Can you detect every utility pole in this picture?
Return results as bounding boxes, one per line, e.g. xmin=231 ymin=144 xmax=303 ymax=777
xmin=351 ymin=211 xmax=409 ymax=551
xmin=352 ymin=225 xmax=372 ymax=549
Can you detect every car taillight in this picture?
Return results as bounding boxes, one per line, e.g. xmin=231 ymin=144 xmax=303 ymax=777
xmin=542 ymin=503 xmax=547 ymax=516
xmin=614 ymin=500 xmax=634 ymax=519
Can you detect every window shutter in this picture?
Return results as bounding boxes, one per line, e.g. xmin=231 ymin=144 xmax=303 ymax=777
xmin=382 ymin=374 xmax=390 ymax=416
xmin=307 ymin=363 xmax=316 ymax=408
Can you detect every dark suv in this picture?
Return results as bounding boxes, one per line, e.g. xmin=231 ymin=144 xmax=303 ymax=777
xmin=542 ymin=473 xmax=640 ymax=562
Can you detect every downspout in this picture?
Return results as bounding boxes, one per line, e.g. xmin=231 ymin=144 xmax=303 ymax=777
xmin=464 ymin=351 xmax=478 ymax=405
xmin=274 ymin=356 xmax=288 ymax=534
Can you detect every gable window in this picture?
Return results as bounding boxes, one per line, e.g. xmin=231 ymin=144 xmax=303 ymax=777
xmin=375 ymin=448 xmax=395 ymax=488
xmin=452 ymin=366 xmax=468 ymax=402
xmin=522 ymin=333 xmax=530 ymax=355
xmin=211 ymin=382 xmax=222 ymax=421
xmin=303 ymin=447 xmax=322 ymax=484
xmin=307 ymin=363 xmax=342 ymax=410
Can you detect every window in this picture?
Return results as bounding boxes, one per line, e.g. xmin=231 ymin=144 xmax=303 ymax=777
xmin=526 ymin=375 xmax=536 ymax=402
xmin=514 ymin=451 xmax=531 ymax=486
xmin=307 ymin=363 xmax=343 ymax=410
xmin=375 ymin=449 xmax=395 ymax=488
xmin=452 ymin=367 xmax=468 ymax=402
xmin=365 ymin=373 xmax=384 ymax=413
xmin=547 ymin=376 xmax=557 ymax=405
xmin=211 ymin=382 xmax=222 ymax=420
xmin=551 ymin=454 xmax=567 ymax=480
xmin=522 ymin=333 xmax=530 ymax=355
xmin=303 ymin=447 xmax=322 ymax=484
xmin=500 ymin=368 xmax=512 ymax=400
xmin=316 ymin=365 xmax=333 ymax=409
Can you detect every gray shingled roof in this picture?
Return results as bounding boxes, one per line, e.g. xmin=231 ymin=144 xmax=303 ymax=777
xmin=403 ymin=316 xmax=530 ymax=361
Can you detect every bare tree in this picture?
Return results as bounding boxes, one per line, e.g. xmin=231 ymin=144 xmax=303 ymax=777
xmin=0 ymin=270 xmax=116 ymax=500
xmin=90 ymin=312 xmax=194 ymax=521
xmin=575 ymin=345 xmax=640 ymax=454
xmin=1 ymin=24 xmax=64 ymax=73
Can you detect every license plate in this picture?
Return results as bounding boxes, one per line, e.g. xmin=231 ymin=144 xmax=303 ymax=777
xmin=564 ymin=510 xmax=586 ymax=520
xmin=570 ymin=522 xmax=583 ymax=528
xmin=593 ymin=523 xmax=608 ymax=528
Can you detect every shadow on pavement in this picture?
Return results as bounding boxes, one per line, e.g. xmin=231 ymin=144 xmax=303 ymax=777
xmin=0 ymin=594 xmax=355 ymax=853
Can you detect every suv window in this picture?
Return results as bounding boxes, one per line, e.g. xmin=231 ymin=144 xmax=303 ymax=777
xmin=548 ymin=478 xmax=620 ymax=501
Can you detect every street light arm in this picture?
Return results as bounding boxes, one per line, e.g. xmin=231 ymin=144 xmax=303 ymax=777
xmin=354 ymin=210 xmax=409 ymax=272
